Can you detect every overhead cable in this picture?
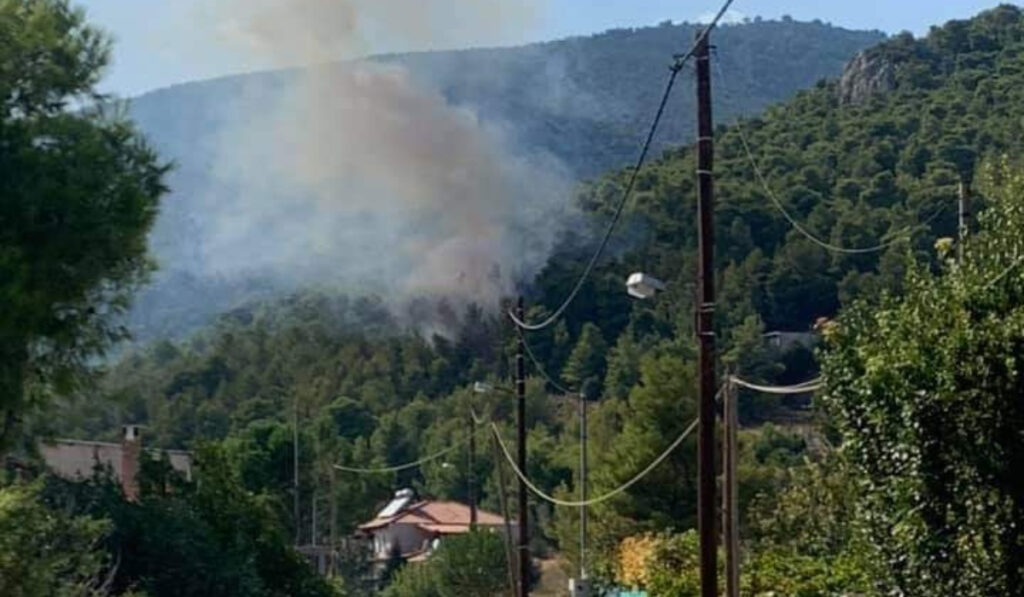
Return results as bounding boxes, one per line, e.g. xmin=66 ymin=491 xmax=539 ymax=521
xmin=470 ymin=405 xmax=489 ymax=426
xmin=516 ymin=326 xmax=577 ymax=396
xmin=333 ymin=433 xmax=471 ymax=474
xmin=490 ymin=417 xmax=699 ymax=508
xmin=729 ymin=375 xmax=822 ymax=394
xmin=712 ymin=55 xmax=943 ymax=255
xmin=983 ymin=254 xmax=1024 ymax=289
xmin=508 ymin=0 xmax=737 ymax=332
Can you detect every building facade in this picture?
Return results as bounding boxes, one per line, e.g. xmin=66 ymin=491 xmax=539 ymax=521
xmin=38 ymin=425 xmax=192 ymax=500
xmin=358 ymin=489 xmax=513 ymax=564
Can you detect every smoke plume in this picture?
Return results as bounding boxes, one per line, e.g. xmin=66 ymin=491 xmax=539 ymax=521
xmin=182 ymin=0 xmax=570 ymax=314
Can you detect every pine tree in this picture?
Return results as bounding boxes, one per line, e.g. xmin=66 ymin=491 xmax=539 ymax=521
xmin=562 ymin=323 xmax=609 ymax=391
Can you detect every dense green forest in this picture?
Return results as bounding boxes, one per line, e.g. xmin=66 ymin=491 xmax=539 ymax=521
xmin=8 ymin=1 xmax=1024 ymax=596
xmin=128 ymin=17 xmax=884 ymax=342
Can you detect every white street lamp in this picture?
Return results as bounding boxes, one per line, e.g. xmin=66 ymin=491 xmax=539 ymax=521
xmin=626 ymin=272 xmax=667 ymax=300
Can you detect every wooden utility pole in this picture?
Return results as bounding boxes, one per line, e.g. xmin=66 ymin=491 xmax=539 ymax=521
xmin=293 ymin=394 xmax=301 ymax=546
xmin=312 ymin=430 xmax=319 ymax=547
xmin=694 ymin=30 xmax=718 ymax=597
xmin=492 ymin=433 xmax=519 ymax=597
xmin=469 ymin=412 xmax=478 ymax=530
xmin=312 ymin=488 xmax=318 ymax=546
xmin=515 ymin=296 xmax=530 ymax=597
xmin=959 ymin=179 xmax=971 ymax=263
xmin=329 ymin=466 xmax=338 ymax=576
xmin=723 ymin=378 xmax=740 ymax=597
xmin=579 ymin=391 xmax=588 ymax=585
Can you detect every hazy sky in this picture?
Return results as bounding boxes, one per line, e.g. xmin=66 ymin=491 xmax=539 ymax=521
xmin=79 ymin=0 xmax=1007 ymax=96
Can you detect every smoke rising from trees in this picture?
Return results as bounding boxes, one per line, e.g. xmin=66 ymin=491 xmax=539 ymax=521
xmin=175 ymin=0 xmax=570 ymax=314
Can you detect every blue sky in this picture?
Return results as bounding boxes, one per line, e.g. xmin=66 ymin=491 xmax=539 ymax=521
xmin=79 ymin=0 xmax=1008 ymax=96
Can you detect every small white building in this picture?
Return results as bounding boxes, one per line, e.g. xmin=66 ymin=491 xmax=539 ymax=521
xmin=358 ymin=489 xmax=513 ymax=564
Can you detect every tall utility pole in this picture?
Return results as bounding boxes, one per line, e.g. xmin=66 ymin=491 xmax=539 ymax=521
xmin=293 ymin=394 xmax=301 ymax=546
xmin=722 ymin=378 xmax=739 ymax=597
xmin=469 ymin=412 xmax=478 ymax=530
xmin=329 ymin=466 xmax=338 ymax=575
xmin=579 ymin=391 xmax=589 ymax=589
xmin=492 ymin=433 xmax=519 ymax=597
xmin=312 ymin=431 xmax=319 ymax=547
xmin=312 ymin=489 xmax=318 ymax=546
xmin=515 ymin=296 xmax=530 ymax=597
xmin=694 ymin=31 xmax=718 ymax=597
xmin=959 ymin=179 xmax=971 ymax=263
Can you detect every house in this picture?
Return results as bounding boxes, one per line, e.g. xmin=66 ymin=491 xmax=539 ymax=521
xmin=357 ymin=488 xmax=513 ymax=565
xmin=38 ymin=425 xmax=192 ymax=500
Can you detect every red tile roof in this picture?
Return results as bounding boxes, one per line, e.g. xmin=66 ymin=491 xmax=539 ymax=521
xmin=358 ymin=499 xmax=510 ymax=533
xmin=417 ymin=501 xmax=507 ymax=526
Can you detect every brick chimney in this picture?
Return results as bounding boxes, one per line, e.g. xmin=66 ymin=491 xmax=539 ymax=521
xmin=121 ymin=425 xmax=142 ymax=500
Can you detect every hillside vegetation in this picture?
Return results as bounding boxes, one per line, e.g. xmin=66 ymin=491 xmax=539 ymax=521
xmin=538 ymin=3 xmax=1024 ymax=339
xmin=125 ymin=18 xmax=884 ymax=340
xmin=131 ymin=18 xmax=884 ymax=178
xmin=36 ymin=4 xmax=1024 ymax=595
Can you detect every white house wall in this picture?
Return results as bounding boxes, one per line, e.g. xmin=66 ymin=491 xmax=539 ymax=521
xmin=373 ymin=523 xmax=432 ymax=561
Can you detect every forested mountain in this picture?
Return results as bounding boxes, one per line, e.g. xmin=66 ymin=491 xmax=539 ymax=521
xmin=535 ymin=2 xmax=1024 ymax=341
xmin=47 ymin=5 xmax=1024 ymax=594
xmin=132 ymin=18 xmax=883 ymax=178
xmin=126 ymin=18 xmax=883 ymax=340
xmin=376 ymin=17 xmax=884 ymax=178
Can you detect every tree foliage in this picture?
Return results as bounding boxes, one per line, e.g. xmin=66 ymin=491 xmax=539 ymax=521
xmin=0 ymin=481 xmax=111 ymax=597
xmin=543 ymin=4 xmax=1024 ymax=348
xmin=820 ymin=158 xmax=1024 ymax=595
xmin=26 ymin=6 xmax=1024 ymax=596
xmin=745 ymin=456 xmax=879 ymax=596
xmin=381 ymin=531 xmax=507 ymax=597
xmin=41 ymin=445 xmax=339 ymax=597
xmin=0 ymin=0 xmax=168 ymax=444
xmin=561 ymin=322 xmax=608 ymax=391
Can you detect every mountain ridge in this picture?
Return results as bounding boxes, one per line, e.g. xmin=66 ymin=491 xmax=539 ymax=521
xmin=124 ymin=17 xmax=886 ymax=340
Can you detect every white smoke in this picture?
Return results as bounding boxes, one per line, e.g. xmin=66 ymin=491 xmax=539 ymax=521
xmin=184 ymin=0 xmax=570 ymax=311
xmin=199 ymin=0 xmax=546 ymax=66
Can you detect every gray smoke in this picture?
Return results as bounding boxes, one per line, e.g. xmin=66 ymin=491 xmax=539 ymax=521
xmin=198 ymin=0 xmax=546 ymax=66
xmin=175 ymin=0 xmax=571 ymax=314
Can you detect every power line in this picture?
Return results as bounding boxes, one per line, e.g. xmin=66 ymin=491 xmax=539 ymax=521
xmin=335 ymin=406 xmax=496 ymax=474
xmin=983 ymin=254 xmax=1024 ymax=289
xmin=333 ymin=435 xmax=470 ymax=474
xmin=470 ymin=405 xmax=489 ymax=426
xmin=508 ymin=0 xmax=737 ymax=332
xmin=516 ymin=326 xmax=577 ymax=396
xmin=490 ymin=417 xmax=699 ymax=508
xmin=711 ymin=54 xmax=946 ymax=255
xmin=729 ymin=376 xmax=822 ymax=394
